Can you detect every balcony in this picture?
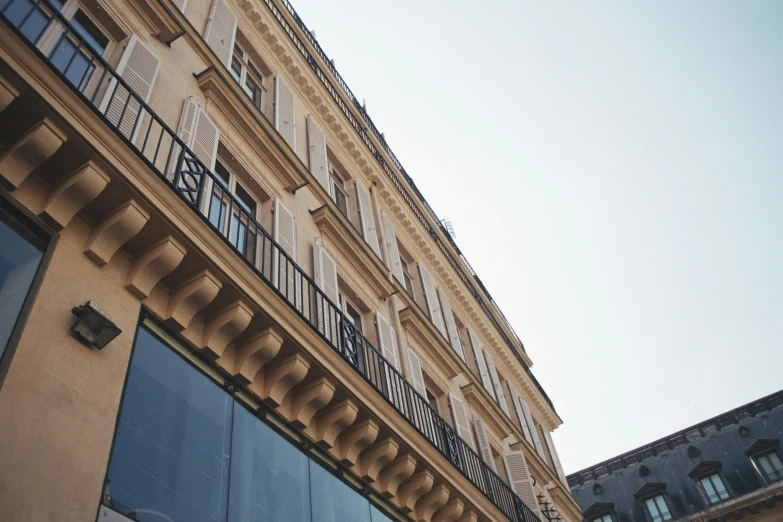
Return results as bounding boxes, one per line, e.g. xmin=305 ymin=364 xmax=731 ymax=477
xmin=0 ymin=2 xmax=541 ymax=521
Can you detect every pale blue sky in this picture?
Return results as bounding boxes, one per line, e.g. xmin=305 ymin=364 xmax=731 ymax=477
xmin=290 ymin=0 xmax=783 ymax=473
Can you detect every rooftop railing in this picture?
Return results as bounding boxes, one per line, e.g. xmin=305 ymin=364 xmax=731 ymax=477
xmin=265 ymin=0 xmax=553 ymax=408
xmin=0 ymin=3 xmax=541 ymax=521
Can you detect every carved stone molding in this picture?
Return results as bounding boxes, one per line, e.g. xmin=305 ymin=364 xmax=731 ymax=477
xmin=357 ymin=437 xmax=400 ymax=484
xmin=0 ymin=117 xmax=66 ymax=190
xmin=233 ymin=327 xmax=284 ymax=386
xmin=40 ymin=162 xmax=110 ymax=230
xmin=125 ymin=236 xmax=186 ymax=299
xmin=377 ymin=454 xmax=417 ymax=499
xmin=84 ymin=199 xmax=150 ymax=266
xmin=397 ymin=470 xmax=435 ymax=514
xmin=311 ymin=398 xmax=359 ymax=449
xmin=201 ymin=300 xmax=254 ymax=360
xmin=284 ymin=376 xmax=335 ymax=429
xmin=333 ymin=418 xmax=379 ymax=467
xmin=415 ymin=484 xmax=450 ymax=522
xmin=165 ymin=269 xmax=222 ymax=331
xmin=260 ymin=353 xmax=310 ymax=408
xmin=432 ymin=497 xmax=465 ymax=522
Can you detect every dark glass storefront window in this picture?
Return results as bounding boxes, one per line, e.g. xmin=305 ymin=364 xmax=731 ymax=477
xmin=0 ymin=204 xmax=46 ymax=361
xmin=105 ymin=327 xmax=233 ymax=522
xmin=105 ymin=325 xmax=400 ymax=522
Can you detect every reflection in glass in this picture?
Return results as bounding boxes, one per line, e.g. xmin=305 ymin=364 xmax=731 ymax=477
xmin=0 ymin=213 xmax=44 ymax=358
xmin=106 ymin=328 xmax=233 ymax=522
xmin=310 ymin=461 xmax=371 ymax=522
xmin=229 ymin=406 xmax=311 ymax=522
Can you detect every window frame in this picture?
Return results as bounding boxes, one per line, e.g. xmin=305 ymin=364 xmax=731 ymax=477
xmin=230 ymin=42 xmax=265 ymax=110
xmin=643 ymin=494 xmax=673 ymax=522
xmin=210 ymin=159 xmax=261 ymax=263
xmin=754 ymin=450 xmax=783 ymax=484
xmin=0 ymin=196 xmax=56 ymax=390
xmin=328 ymin=164 xmax=349 ymax=218
xmin=697 ymin=472 xmax=731 ymax=504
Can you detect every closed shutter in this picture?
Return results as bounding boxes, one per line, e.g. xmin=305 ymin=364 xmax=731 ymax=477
xmin=380 ymin=210 xmax=404 ymax=285
xmin=507 ymin=381 xmax=533 ymax=445
xmin=204 ymin=0 xmax=237 ymax=68
xmin=437 ymin=287 xmax=465 ymax=362
xmin=520 ymin=398 xmax=546 ymax=459
xmin=174 ymin=98 xmax=219 ymax=216
xmin=377 ymin=311 xmax=406 ymax=414
xmin=405 ymin=347 xmax=426 ymax=396
xmin=448 ymin=394 xmax=474 ymax=451
xmin=275 ymin=74 xmax=296 ymax=151
xmin=307 ymin=115 xmax=330 ymax=192
xmin=102 ymin=35 xmax=160 ymax=142
xmin=273 ymin=199 xmax=301 ymax=309
xmin=503 ymin=451 xmax=543 ymax=519
xmin=484 ymin=349 xmax=510 ymax=416
xmin=417 ymin=263 xmax=444 ymax=335
xmin=355 ymin=178 xmax=381 ymax=257
xmin=468 ymin=328 xmax=495 ymax=400
xmin=313 ymin=242 xmax=339 ymax=346
xmin=543 ymin=429 xmax=568 ymax=485
xmin=473 ymin=416 xmax=497 ymax=473
xmin=171 ymin=0 xmax=188 ymax=12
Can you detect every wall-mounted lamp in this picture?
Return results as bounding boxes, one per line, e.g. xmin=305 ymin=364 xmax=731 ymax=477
xmin=71 ymin=301 xmax=122 ymax=350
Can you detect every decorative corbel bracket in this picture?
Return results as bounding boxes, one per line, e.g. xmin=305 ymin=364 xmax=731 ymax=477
xmin=125 ymin=236 xmax=186 ymax=299
xmin=165 ymin=269 xmax=222 ymax=331
xmin=84 ymin=199 xmax=150 ymax=266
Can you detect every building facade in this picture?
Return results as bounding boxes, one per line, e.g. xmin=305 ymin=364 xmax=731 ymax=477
xmin=568 ymin=390 xmax=783 ymax=522
xmin=0 ymin=0 xmax=581 ymax=520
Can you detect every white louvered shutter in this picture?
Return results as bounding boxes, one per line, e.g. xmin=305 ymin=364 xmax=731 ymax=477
xmin=507 ymin=381 xmax=533 ymax=445
xmin=405 ymin=347 xmax=426 ymax=396
xmin=102 ymin=35 xmax=160 ymax=142
xmin=355 ymin=178 xmax=381 ymax=257
xmin=503 ymin=451 xmax=543 ymax=519
xmin=520 ymin=398 xmax=546 ymax=459
xmin=274 ymin=199 xmax=301 ymax=309
xmin=307 ymin=115 xmax=330 ymax=192
xmin=484 ymin=350 xmax=510 ymax=416
xmin=275 ymin=74 xmax=296 ymax=151
xmin=437 ymin=287 xmax=465 ymax=362
xmin=417 ymin=263 xmax=444 ymax=335
xmin=473 ymin=416 xmax=497 ymax=473
xmin=380 ymin=210 xmax=404 ymax=285
xmin=543 ymin=430 xmax=568 ymax=486
xmin=174 ymin=99 xmax=220 ymax=216
xmin=204 ymin=0 xmax=237 ymax=68
xmin=377 ymin=311 xmax=406 ymax=414
xmin=313 ymin=242 xmax=339 ymax=346
xmin=171 ymin=0 xmax=188 ymax=12
xmin=448 ymin=394 xmax=474 ymax=451
xmin=468 ymin=328 xmax=495 ymax=400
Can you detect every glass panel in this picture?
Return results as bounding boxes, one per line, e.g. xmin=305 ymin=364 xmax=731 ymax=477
xmin=3 ymin=0 xmax=53 ymax=43
xmin=370 ymin=505 xmax=394 ymax=522
xmin=770 ymin=452 xmax=783 ymax=472
xmin=0 ymin=211 xmax=44 ymax=358
xmin=230 ymin=53 xmax=242 ymax=82
xmin=309 ymin=461 xmax=371 ymax=522
xmin=645 ymin=498 xmax=661 ymax=521
xmin=711 ymin=474 xmax=729 ymax=500
xmin=759 ymin=454 xmax=775 ymax=476
xmin=655 ymin=495 xmax=672 ymax=521
xmin=700 ymin=476 xmax=717 ymax=503
xmin=105 ymin=327 xmax=233 ymax=522
xmin=50 ymin=36 xmax=95 ymax=90
xmin=69 ymin=9 xmax=107 ymax=53
xmin=228 ymin=405 xmax=311 ymax=522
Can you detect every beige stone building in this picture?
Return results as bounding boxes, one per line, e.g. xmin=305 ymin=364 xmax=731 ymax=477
xmin=0 ymin=0 xmax=581 ymax=520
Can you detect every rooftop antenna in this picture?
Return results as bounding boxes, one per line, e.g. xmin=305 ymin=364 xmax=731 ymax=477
xmin=362 ymin=98 xmax=367 ymax=112
xmin=310 ymin=30 xmax=316 ymax=39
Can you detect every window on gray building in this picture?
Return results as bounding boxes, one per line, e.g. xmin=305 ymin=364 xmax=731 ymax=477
xmin=699 ymin=473 xmax=730 ymax=504
xmin=756 ymin=450 xmax=783 ymax=484
xmin=644 ymin=495 xmax=673 ymax=522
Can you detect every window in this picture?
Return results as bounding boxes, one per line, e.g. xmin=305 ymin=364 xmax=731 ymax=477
xmin=645 ymin=495 xmax=672 ymax=522
xmin=340 ymin=294 xmax=363 ymax=335
xmin=699 ymin=474 xmax=730 ymax=504
xmin=50 ymin=8 xmax=109 ymax=89
xmin=756 ymin=451 xmax=783 ymax=483
xmin=329 ymin=166 xmax=349 ymax=218
xmin=0 ymin=201 xmax=48 ymax=366
xmin=230 ymin=43 xmax=264 ymax=110
xmin=425 ymin=389 xmax=439 ymax=415
xmin=103 ymin=323 xmax=396 ymax=522
xmin=209 ymin=159 xmax=260 ymax=264
xmin=593 ymin=515 xmax=613 ymax=522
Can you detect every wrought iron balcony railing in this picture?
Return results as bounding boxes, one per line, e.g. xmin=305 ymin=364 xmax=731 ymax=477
xmin=0 ymin=2 xmax=541 ymax=521
xmin=263 ymin=0 xmax=553 ymax=409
